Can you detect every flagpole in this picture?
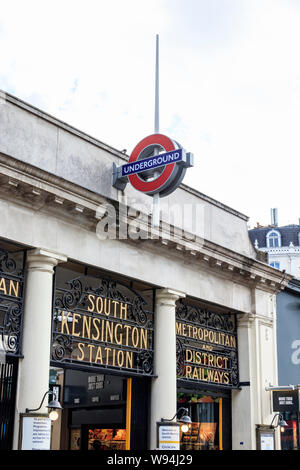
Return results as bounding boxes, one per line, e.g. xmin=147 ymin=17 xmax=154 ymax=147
xmin=154 ymin=33 xmax=159 ymax=134
xmin=153 ymin=33 xmax=160 ymax=227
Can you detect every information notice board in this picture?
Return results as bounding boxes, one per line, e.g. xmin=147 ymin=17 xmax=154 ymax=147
xmin=20 ymin=415 xmax=51 ymax=450
xmin=157 ymin=422 xmax=180 ymax=450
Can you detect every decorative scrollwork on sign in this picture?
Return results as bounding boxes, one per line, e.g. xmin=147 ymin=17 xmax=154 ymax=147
xmin=5 ymin=333 xmax=18 ymax=352
xmin=3 ymin=303 xmax=22 ymax=342
xmin=230 ymin=350 xmax=239 ymax=387
xmin=55 ymin=278 xmax=84 ymax=311
xmin=137 ymin=350 xmax=153 ymax=375
xmin=52 ymin=334 xmax=73 ymax=362
xmin=223 ymin=315 xmax=236 ymax=333
xmin=0 ymin=247 xmax=25 ymax=357
xmin=1 ymin=300 xmax=23 ymax=354
xmin=176 ymin=339 xmax=185 ymax=378
xmin=176 ymin=300 xmax=188 ymax=321
xmin=0 ymin=249 xmax=17 ymax=275
xmin=176 ymin=299 xmax=236 ymax=334
xmin=103 ymin=279 xmax=126 ymax=302
xmin=128 ymin=295 xmax=149 ymax=327
xmin=92 ymin=278 xmax=127 ymax=304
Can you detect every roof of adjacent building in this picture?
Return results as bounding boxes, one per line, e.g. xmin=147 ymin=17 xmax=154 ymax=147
xmin=249 ymin=224 xmax=300 ymax=248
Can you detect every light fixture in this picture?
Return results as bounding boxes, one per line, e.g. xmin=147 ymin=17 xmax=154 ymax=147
xmin=161 ymin=407 xmax=192 ymax=433
xmin=270 ymin=413 xmax=288 ymax=432
xmin=25 ymin=389 xmax=62 ymax=421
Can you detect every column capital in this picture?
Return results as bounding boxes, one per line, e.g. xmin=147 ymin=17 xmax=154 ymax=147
xmin=26 ymin=248 xmax=67 ymax=274
xmin=155 ymin=288 xmax=186 ymax=306
xmin=237 ymin=312 xmax=256 ymax=328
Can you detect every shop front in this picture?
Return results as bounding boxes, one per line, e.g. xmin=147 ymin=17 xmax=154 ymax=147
xmin=50 ymin=262 xmax=154 ymax=450
xmin=176 ymin=298 xmax=237 ymax=450
xmin=48 ymin=264 xmax=238 ymax=451
xmin=271 ymin=388 xmax=300 ymax=451
xmin=65 ymin=372 xmax=128 ymax=451
xmin=177 ymin=388 xmax=231 ymax=451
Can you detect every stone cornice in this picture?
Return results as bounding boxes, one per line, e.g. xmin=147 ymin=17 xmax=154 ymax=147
xmin=0 ymin=150 xmax=292 ymax=293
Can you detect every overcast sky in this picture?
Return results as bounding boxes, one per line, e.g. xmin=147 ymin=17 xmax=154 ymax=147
xmin=0 ymin=0 xmax=299 ymax=228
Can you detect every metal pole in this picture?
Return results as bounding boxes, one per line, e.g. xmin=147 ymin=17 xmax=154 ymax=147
xmin=153 ymin=34 xmax=160 ymax=227
xmin=154 ymin=34 xmax=159 ymax=134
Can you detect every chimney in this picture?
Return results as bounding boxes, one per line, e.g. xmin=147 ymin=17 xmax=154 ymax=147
xmin=271 ymin=208 xmax=278 ymax=227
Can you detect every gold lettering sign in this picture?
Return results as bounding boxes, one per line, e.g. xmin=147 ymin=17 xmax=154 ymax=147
xmin=52 ymin=275 xmax=154 ymax=376
xmin=0 ymin=248 xmax=25 ymax=358
xmin=176 ymin=304 xmax=238 ymax=388
xmin=176 ymin=322 xmax=236 ymax=348
xmin=0 ymin=277 xmax=20 ymax=297
xmin=60 ymin=311 xmax=148 ymax=351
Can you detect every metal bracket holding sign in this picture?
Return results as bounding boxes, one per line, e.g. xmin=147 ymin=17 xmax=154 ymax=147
xmin=19 ymin=414 xmax=51 ymax=450
xmin=156 ymin=421 xmax=180 ymax=450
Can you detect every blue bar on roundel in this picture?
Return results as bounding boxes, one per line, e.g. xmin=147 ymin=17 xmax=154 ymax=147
xmin=121 ymin=148 xmax=183 ymax=177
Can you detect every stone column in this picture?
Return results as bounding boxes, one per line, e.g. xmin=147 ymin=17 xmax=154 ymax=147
xmin=231 ymin=313 xmax=256 ymax=450
xmin=13 ymin=248 xmax=67 ymax=449
xmin=150 ymin=288 xmax=185 ymax=450
xmin=232 ymin=307 xmax=278 ymax=450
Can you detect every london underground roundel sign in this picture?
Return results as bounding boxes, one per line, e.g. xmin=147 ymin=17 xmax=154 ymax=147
xmin=113 ymin=134 xmax=193 ymax=197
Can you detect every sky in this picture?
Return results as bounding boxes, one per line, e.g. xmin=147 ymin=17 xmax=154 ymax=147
xmin=0 ymin=0 xmax=299 ymax=229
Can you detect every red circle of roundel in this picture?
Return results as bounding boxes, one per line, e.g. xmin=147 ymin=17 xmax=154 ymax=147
xmin=128 ymin=134 xmax=176 ymax=193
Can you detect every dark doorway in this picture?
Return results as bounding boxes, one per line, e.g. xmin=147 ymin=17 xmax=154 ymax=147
xmin=0 ymin=357 xmax=18 ymax=450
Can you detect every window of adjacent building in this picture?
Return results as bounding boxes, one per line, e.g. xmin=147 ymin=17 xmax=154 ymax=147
xmin=270 ymin=261 xmax=280 ymax=269
xmin=266 ymin=230 xmax=281 ymax=248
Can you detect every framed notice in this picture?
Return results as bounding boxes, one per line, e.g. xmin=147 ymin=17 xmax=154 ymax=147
xmin=157 ymin=422 xmax=180 ymax=450
xmin=260 ymin=433 xmax=275 ymax=450
xmin=256 ymin=426 xmax=275 ymax=451
xmin=20 ymin=415 xmax=51 ymax=450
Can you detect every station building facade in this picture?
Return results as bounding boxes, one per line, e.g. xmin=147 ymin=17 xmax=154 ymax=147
xmin=0 ymin=91 xmax=291 ymax=450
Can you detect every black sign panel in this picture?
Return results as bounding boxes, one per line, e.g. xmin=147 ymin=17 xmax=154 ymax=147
xmin=272 ymin=390 xmax=299 ymax=413
xmin=63 ymin=369 xmax=126 ymax=408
